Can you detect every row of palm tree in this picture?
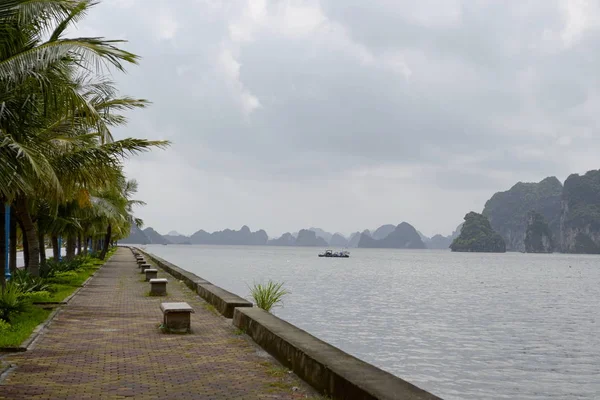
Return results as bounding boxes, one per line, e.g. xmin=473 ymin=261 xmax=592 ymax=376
xmin=0 ymin=0 xmax=169 ymax=285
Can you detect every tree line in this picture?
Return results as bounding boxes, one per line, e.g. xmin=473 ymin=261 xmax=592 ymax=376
xmin=0 ymin=0 xmax=169 ymax=285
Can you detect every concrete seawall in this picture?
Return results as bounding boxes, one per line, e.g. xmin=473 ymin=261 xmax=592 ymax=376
xmin=135 ymin=247 xmax=442 ymax=400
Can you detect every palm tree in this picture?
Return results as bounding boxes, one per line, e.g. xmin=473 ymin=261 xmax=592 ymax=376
xmin=1 ymin=1 xmax=169 ymax=275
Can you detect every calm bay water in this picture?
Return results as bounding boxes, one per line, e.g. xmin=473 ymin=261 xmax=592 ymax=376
xmin=143 ymin=245 xmax=600 ymax=399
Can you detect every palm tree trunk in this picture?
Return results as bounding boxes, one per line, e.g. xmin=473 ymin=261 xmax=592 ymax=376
xmin=100 ymin=224 xmax=112 ymax=259
xmin=66 ymin=236 xmax=76 ymax=260
xmin=51 ymin=235 xmax=59 ymax=260
xmin=9 ymin=207 xmax=17 ymax=273
xmin=83 ymin=236 xmax=89 ymax=256
xmin=19 ymin=219 xmax=29 ymax=269
xmin=76 ymin=234 xmax=82 ymax=255
xmin=14 ymin=197 xmax=40 ymax=276
xmin=0 ymin=203 xmax=6 ymax=289
xmin=38 ymin=228 xmax=46 ymax=265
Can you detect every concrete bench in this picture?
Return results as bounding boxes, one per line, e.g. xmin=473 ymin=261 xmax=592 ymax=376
xmin=140 ymin=263 xmax=151 ymax=273
xmin=136 ymin=259 xmax=145 ymax=266
xmin=145 ymin=268 xmax=158 ymax=281
xmin=149 ymin=278 xmax=168 ymax=296
xmin=160 ymin=302 xmax=194 ymax=333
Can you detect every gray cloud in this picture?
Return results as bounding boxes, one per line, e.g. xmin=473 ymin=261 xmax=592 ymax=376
xmin=76 ymin=0 xmax=600 ymax=237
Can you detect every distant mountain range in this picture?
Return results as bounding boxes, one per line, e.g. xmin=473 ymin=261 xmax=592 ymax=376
xmin=120 ymin=168 xmax=600 ymax=255
xmin=120 ymin=223 xmax=453 ymax=249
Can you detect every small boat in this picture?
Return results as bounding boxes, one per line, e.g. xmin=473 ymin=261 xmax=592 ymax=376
xmin=318 ymin=250 xmax=350 ymax=258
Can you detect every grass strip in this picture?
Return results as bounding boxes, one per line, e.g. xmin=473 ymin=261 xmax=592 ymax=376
xmin=0 ymin=307 xmax=52 ymax=349
xmin=0 ymin=250 xmax=113 ymax=348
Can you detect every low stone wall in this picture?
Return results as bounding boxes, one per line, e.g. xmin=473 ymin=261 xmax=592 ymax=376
xmin=136 ymin=249 xmax=252 ymax=318
xmin=233 ymin=308 xmax=442 ymax=400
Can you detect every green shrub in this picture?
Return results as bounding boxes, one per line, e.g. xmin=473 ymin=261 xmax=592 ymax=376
xmin=249 ymin=280 xmax=289 ymax=312
xmin=0 ymin=319 xmax=10 ymax=333
xmin=40 ymin=255 xmax=93 ymax=278
xmin=21 ymin=291 xmax=53 ymax=303
xmin=11 ymin=269 xmax=51 ymax=293
xmin=0 ymin=282 xmax=30 ymax=322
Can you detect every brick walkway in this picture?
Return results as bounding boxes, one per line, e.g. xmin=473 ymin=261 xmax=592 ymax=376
xmin=0 ymin=248 xmax=317 ymax=399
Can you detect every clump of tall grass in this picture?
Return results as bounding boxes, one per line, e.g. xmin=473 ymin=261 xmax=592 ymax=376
xmin=249 ymin=280 xmax=289 ymax=312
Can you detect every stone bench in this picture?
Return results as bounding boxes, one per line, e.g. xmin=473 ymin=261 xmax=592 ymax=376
xmin=160 ymin=302 xmax=194 ymax=333
xmin=145 ymin=268 xmax=158 ymax=281
xmin=140 ymin=263 xmax=151 ymax=273
xmin=136 ymin=259 xmax=145 ymax=267
xmin=149 ymin=278 xmax=168 ymax=296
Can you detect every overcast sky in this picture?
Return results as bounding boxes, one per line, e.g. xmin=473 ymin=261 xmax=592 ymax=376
xmin=76 ymin=0 xmax=600 ymax=237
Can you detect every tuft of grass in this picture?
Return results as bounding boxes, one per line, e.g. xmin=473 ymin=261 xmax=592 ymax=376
xmin=234 ymin=328 xmax=246 ymax=335
xmin=202 ymin=303 xmax=219 ymax=315
xmin=269 ymin=381 xmax=292 ymax=390
xmin=266 ymin=365 xmax=288 ymax=378
xmin=249 ymin=280 xmax=289 ymax=312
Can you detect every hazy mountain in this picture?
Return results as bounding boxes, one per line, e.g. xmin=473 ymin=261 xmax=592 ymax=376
xmin=372 ymin=224 xmax=396 ymax=240
xmin=167 ymin=230 xmax=183 ymax=236
xmin=308 ymin=228 xmax=333 ymax=243
xmin=358 ymin=222 xmax=426 ymax=249
xmin=163 ymin=234 xmax=191 ymax=244
xmin=483 ymin=176 xmax=562 ymax=252
xmin=120 ymin=224 xmax=151 ymax=244
xmin=450 ymin=212 xmax=506 ymax=253
xmin=189 ymin=226 xmax=268 ymax=245
xmin=295 ymin=229 xmax=328 ymax=247
xmin=427 ymin=234 xmax=452 ymax=249
xmin=560 ymin=170 xmax=600 ymax=254
xmin=329 ymin=233 xmax=349 ymax=247
xmin=143 ymin=227 xmax=170 ymax=245
xmin=268 ymin=232 xmax=296 ymax=246
xmin=347 ymin=232 xmax=362 ymax=248
xmin=417 ymin=231 xmax=430 ymax=242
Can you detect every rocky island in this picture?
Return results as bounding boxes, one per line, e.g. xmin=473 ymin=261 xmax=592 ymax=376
xmin=358 ymin=222 xmax=426 ymax=249
xmin=483 ymin=176 xmax=562 ymax=252
xmin=560 ymin=170 xmax=600 ymax=254
xmin=450 ymin=212 xmax=506 ymax=253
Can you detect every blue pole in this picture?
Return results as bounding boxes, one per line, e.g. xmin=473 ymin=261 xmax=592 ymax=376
xmin=57 ymin=236 xmax=62 ymax=261
xmin=4 ymin=204 xmax=10 ymax=281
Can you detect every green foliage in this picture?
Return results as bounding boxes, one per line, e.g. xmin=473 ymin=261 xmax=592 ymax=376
xmin=40 ymin=255 xmax=93 ymax=278
xmin=524 ymin=211 xmax=554 ymax=253
xmin=0 ymin=282 xmax=30 ymax=322
xmin=21 ymin=291 xmax=53 ymax=303
xmin=451 ymin=212 xmax=506 ymax=253
xmin=249 ymin=280 xmax=290 ymax=312
xmin=0 ymin=319 xmax=10 ymax=333
xmin=11 ymin=269 xmax=51 ymax=293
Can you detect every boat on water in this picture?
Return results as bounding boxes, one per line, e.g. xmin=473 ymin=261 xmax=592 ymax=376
xmin=318 ymin=250 xmax=350 ymax=258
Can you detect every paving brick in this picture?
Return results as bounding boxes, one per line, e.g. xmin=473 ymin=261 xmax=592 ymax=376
xmin=0 ymin=248 xmax=317 ymax=399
